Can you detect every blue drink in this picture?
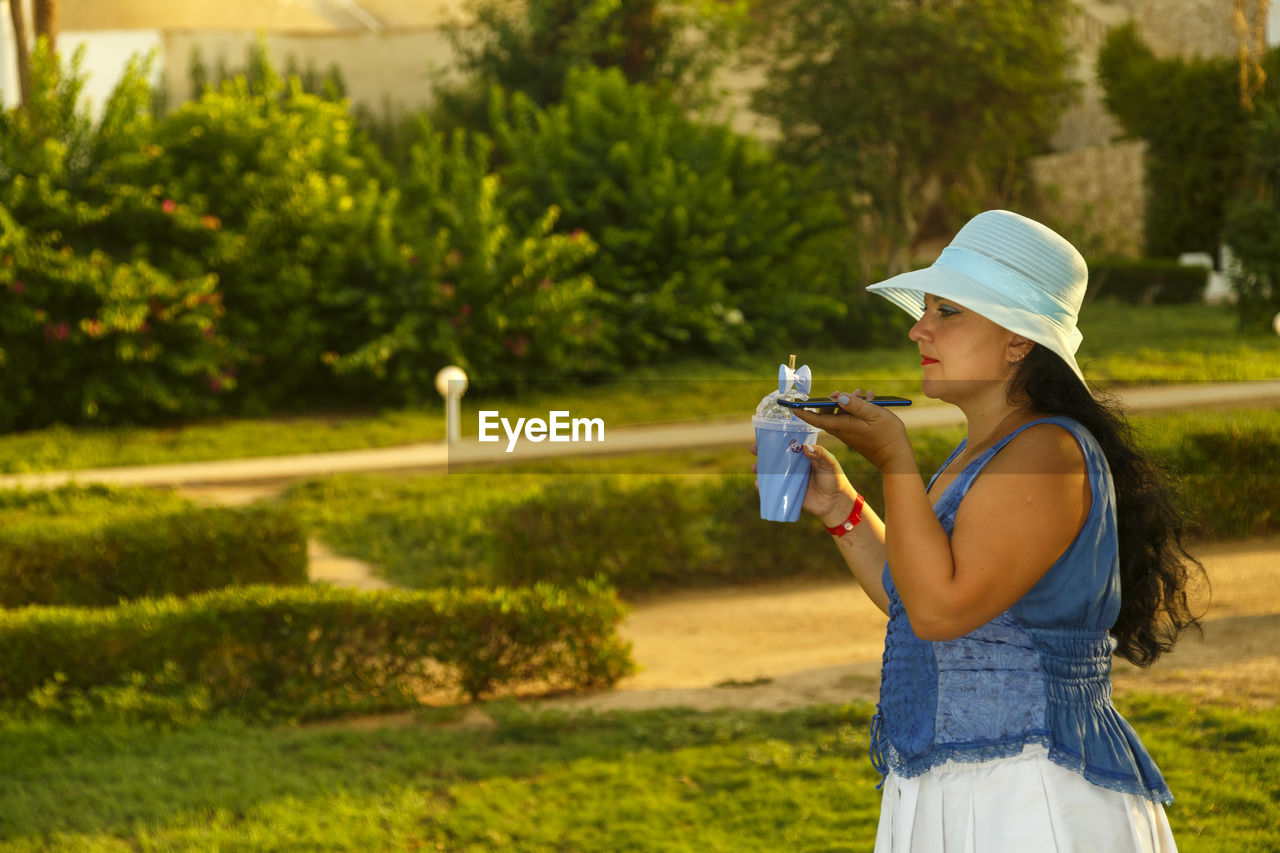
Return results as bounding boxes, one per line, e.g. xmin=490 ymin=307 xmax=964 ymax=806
xmin=754 ymin=415 xmax=820 ymax=522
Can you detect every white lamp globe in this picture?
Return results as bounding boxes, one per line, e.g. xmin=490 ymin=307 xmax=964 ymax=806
xmin=435 ymin=365 xmax=468 ymax=398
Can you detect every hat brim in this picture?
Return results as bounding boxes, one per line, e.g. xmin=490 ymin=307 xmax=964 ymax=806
xmin=867 ymin=265 xmax=1087 ymax=386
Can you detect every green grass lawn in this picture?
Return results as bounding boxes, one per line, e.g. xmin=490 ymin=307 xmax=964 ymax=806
xmin=0 ymin=695 xmax=1274 ymax=851
xmin=0 ymin=301 xmax=1276 ymax=474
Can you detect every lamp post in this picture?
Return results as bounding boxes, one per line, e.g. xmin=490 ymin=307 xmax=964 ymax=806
xmin=434 ymin=365 xmax=468 ymax=445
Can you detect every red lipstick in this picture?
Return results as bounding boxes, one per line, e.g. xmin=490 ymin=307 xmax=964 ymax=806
xmin=921 ymin=356 xmax=939 ymax=366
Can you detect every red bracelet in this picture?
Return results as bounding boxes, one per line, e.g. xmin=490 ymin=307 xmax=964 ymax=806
xmin=826 ymin=495 xmax=866 ymax=537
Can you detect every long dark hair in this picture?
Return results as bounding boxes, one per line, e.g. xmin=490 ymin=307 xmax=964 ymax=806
xmin=1009 ymin=345 xmax=1207 ymax=666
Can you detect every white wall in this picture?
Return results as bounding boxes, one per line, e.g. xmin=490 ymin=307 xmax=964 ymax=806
xmin=59 ymin=30 xmax=164 ymax=118
xmin=1 ymin=0 xmax=18 ymax=109
xmin=161 ymin=29 xmax=461 ymax=116
xmin=0 ymin=22 xmax=162 ymax=117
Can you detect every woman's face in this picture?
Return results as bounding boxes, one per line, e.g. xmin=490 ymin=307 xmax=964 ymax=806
xmin=908 ymin=294 xmax=1025 ymax=404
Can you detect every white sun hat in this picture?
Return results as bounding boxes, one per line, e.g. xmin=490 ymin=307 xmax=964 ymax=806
xmin=866 ymin=209 xmax=1089 ymax=385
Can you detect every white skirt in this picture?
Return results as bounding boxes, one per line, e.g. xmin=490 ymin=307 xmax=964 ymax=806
xmin=874 ymin=743 xmax=1177 ymax=853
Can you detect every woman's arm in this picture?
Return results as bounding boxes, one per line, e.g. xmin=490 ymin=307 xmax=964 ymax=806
xmin=795 ymin=398 xmax=1090 ymax=640
xmin=802 ymin=445 xmax=891 ymax=614
xmin=885 ymin=425 xmax=1089 ymax=638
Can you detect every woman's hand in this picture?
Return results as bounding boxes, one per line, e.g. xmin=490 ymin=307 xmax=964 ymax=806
xmin=798 ymin=443 xmax=857 ymax=524
xmin=751 ymin=438 xmax=858 ymax=525
xmin=790 ymin=391 xmax=915 ymax=475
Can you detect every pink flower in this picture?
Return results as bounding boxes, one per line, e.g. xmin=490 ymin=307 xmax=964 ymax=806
xmin=208 ymin=376 xmax=224 ymax=393
xmin=571 ymin=229 xmax=585 ymax=240
xmin=539 ymin=278 xmax=553 ymax=291
xmin=461 ymin=304 xmax=472 ymax=317
xmin=43 ymin=322 xmax=71 ymax=343
xmin=162 ymin=200 xmax=177 ymax=214
xmin=503 ymin=334 xmax=530 ymax=357
xmin=199 ymin=214 xmax=221 ymax=230
xmin=11 ymin=280 xmax=25 ymax=294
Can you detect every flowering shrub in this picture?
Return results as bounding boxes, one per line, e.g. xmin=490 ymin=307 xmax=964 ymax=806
xmin=0 ymin=46 xmax=876 ymax=425
xmin=0 ymin=212 xmax=227 ymax=429
xmin=0 ymin=45 xmax=231 ymax=429
xmin=149 ymin=68 xmax=398 ymax=409
xmin=330 ymin=127 xmax=607 ymax=396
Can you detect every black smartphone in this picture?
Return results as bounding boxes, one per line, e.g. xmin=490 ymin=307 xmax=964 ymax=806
xmin=777 ymin=396 xmax=912 ymax=410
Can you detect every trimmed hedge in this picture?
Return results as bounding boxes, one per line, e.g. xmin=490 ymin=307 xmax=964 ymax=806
xmin=0 ymin=499 xmax=308 ymax=608
xmin=283 ymin=429 xmax=969 ymax=597
xmin=285 ymin=414 xmax=1280 ymax=599
xmin=1088 ymin=259 xmax=1208 ymax=305
xmin=0 ymin=580 xmax=633 ymax=719
xmin=1169 ymin=430 xmax=1280 ymax=540
xmin=490 ymin=434 xmax=969 ymax=595
xmin=493 ymin=476 xmax=839 ymax=594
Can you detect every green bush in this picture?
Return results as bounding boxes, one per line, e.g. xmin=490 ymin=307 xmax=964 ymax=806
xmin=1168 ymin=429 xmax=1280 ymax=540
xmin=0 ymin=580 xmax=633 ymax=719
xmin=1223 ymin=102 xmax=1280 ymax=332
xmin=329 ymin=125 xmax=607 ymax=396
xmin=431 ymin=0 xmax=746 ymax=132
xmin=149 ymin=69 xmax=401 ymax=410
xmin=0 ymin=482 xmax=188 ymax=517
xmin=1 ymin=45 xmax=887 ymax=419
xmin=283 ymin=431 xmax=965 ymax=598
xmin=0 ymin=489 xmax=307 ymax=607
xmin=1097 ymin=24 xmax=1278 ymax=258
xmin=490 ymin=67 xmax=859 ymax=366
xmin=0 ymin=46 xmax=232 ymax=430
xmin=1088 ymin=259 xmax=1208 ymax=305
xmin=285 ymin=411 xmax=1278 ymax=600
xmin=490 ymin=438 xmax=966 ymax=595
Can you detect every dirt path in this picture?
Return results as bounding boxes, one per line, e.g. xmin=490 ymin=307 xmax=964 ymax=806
xmin=179 ymin=483 xmax=1279 ymax=713
xmin=535 ymin=535 xmax=1280 ymax=713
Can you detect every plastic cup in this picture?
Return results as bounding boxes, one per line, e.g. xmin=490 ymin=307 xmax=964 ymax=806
xmin=753 ymin=415 xmax=820 ymax=522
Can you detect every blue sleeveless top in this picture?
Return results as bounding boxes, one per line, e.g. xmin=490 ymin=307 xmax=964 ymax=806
xmin=870 ymin=416 xmax=1173 ymax=805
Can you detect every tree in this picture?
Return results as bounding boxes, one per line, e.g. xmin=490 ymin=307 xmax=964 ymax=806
xmin=1223 ymin=102 xmax=1280 ymax=331
xmin=748 ymin=0 xmax=1077 ymax=277
xmin=7 ymin=0 xmax=60 ymax=107
xmin=433 ymin=0 xmax=747 ymax=131
xmin=1097 ymin=23 xmax=1277 ymax=258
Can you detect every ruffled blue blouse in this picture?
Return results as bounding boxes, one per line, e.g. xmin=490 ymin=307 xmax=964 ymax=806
xmin=870 ymin=416 xmax=1173 ymax=805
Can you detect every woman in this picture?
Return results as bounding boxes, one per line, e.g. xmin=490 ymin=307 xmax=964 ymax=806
xmin=782 ymin=210 xmax=1203 ymax=851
